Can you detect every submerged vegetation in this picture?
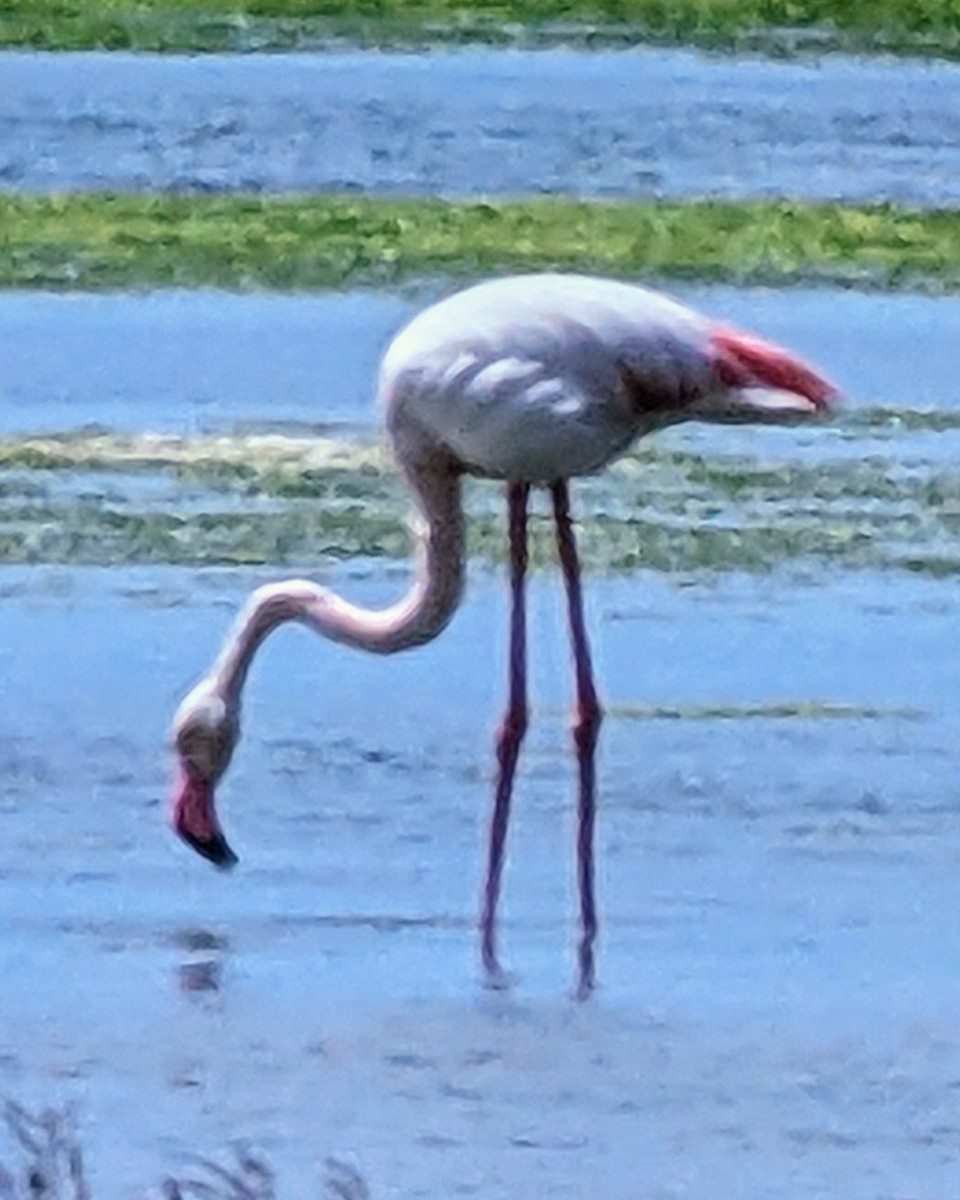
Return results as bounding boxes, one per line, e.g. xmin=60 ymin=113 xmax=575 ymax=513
xmin=2 ymin=408 xmax=960 ymax=575
xmin=0 ymin=1101 xmax=369 ymax=1200
xmin=3 ymin=194 xmax=960 ymax=294
xmin=3 ymin=0 xmax=960 ymax=56
xmin=606 ymin=700 xmax=925 ymax=720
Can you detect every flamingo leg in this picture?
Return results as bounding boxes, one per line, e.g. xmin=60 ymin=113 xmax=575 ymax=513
xmin=551 ymin=480 xmax=603 ymax=998
xmin=480 ymin=480 xmax=530 ymax=988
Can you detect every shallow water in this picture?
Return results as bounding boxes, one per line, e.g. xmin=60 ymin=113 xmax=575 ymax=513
xmin=2 ymin=276 xmax=960 ymax=1191
xmin=2 ymin=563 xmax=960 ymax=1196
xmin=3 ymin=284 xmax=959 ymax=435
xmin=5 ymin=29 xmax=960 ymax=1197
xmin=4 ymin=47 xmax=960 ymax=204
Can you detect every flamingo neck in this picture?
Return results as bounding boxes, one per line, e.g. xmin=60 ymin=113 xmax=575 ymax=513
xmin=211 ymin=462 xmax=466 ymax=706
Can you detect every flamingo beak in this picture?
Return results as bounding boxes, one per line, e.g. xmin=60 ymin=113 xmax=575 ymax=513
xmin=171 ymin=764 xmax=238 ymax=870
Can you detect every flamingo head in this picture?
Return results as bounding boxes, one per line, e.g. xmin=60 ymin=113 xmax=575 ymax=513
xmin=171 ymin=683 xmax=240 ymax=870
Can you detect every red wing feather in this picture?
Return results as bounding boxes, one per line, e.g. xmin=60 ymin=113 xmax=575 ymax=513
xmin=711 ymin=328 xmax=836 ymax=409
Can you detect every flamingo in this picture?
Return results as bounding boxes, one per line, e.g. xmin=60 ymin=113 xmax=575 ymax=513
xmin=171 ymin=272 xmax=835 ymax=995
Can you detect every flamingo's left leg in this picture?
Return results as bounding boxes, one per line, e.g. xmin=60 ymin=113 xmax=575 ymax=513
xmin=551 ymin=480 xmax=604 ymax=998
xmin=480 ymin=480 xmax=530 ymax=988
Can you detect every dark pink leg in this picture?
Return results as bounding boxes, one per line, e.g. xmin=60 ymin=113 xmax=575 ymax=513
xmin=480 ymin=481 xmax=530 ymax=988
xmin=551 ymin=480 xmax=604 ymax=999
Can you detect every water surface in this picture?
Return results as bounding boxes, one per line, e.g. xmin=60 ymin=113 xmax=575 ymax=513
xmin=3 ymin=284 xmax=958 ymax=435
xmin=3 ymin=279 xmax=960 ymax=1194
xmin=2 ymin=564 xmax=960 ymax=1196
xmin=4 ymin=48 xmax=960 ymax=204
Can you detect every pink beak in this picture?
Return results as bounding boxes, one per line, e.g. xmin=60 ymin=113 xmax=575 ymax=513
xmin=171 ymin=764 xmax=238 ymax=869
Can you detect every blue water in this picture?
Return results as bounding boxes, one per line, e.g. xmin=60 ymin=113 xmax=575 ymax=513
xmin=3 ymin=39 xmax=960 ymax=1195
xmin=2 ymin=284 xmax=958 ymax=438
xmin=2 ymin=563 xmax=960 ymax=1195
xmin=3 ymin=47 xmax=960 ymax=205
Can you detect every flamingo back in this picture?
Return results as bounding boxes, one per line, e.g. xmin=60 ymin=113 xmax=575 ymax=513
xmin=380 ymin=274 xmax=718 ymax=483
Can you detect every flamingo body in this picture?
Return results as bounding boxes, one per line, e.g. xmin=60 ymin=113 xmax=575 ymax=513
xmin=383 ymin=274 xmax=719 ymax=483
xmin=171 ymin=272 xmax=836 ymax=995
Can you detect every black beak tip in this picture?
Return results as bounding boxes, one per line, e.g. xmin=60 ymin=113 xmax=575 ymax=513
xmin=182 ymin=830 xmax=239 ymax=871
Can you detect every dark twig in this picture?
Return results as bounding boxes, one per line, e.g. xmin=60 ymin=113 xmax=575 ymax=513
xmin=0 ymin=1103 xmax=89 ymax=1200
xmin=323 ymin=1159 xmax=369 ymax=1200
xmin=2 ymin=1104 xmax=371 ymax=1200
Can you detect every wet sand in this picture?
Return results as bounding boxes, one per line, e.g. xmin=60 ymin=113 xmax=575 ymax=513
xmin=4 ymin=47 xmax=960 ymax=205
xmin=2 ymin=563 xmax=960 ymax=1195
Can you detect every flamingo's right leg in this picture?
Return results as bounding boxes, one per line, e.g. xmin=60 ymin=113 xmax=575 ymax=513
xmin=480 ymin=480 xmax=530 ymax=988
xmin=551 ymin=479 xmax=603 ymax=1000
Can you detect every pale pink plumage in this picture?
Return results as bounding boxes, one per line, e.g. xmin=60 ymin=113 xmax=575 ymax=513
xmin=171 ymin=272 xmax=835 ymax=995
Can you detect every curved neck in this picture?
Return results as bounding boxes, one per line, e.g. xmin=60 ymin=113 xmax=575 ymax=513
xmin=211 ymin=462 xmax=466 ymax=706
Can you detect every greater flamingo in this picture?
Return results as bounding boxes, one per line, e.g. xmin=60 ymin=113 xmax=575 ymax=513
xmin=171 ymin=272 xmax=835 ymax=995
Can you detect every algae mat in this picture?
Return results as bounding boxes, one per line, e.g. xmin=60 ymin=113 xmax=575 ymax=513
xmin=5 ymin=0 xmax=960 ymax=56
xmin=2 ymin=285 xmax=960 ymax=577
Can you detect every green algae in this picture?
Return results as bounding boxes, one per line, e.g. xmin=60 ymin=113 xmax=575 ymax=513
xmin=3 ymin=419 xmax=960 ymax=574
xmin=4 ymin=195 xmax=960 ymax=294
xmin=4 ymin=0 xmax=960 ymax=58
